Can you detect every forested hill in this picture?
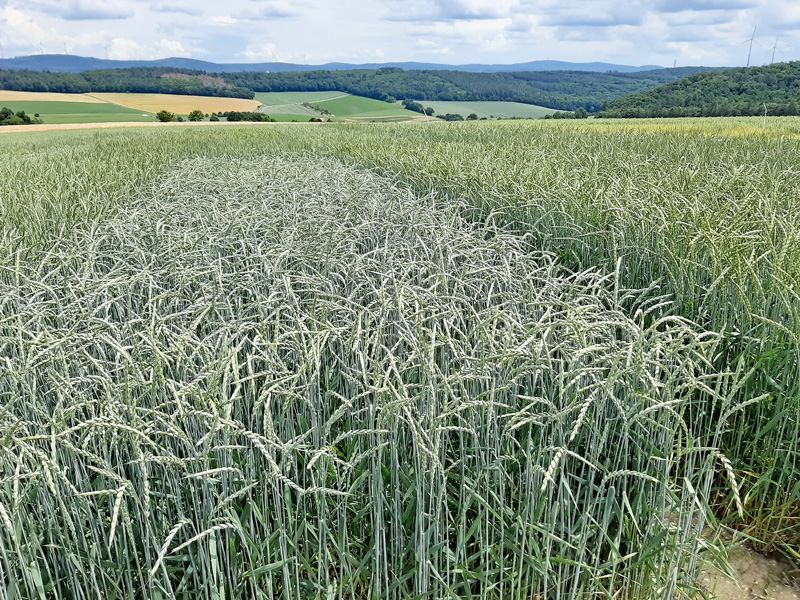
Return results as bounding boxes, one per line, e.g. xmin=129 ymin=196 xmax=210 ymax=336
xmin=0 ymin=65 xmax=720 ymax=111
xmin=222 ymin=66 xmax=719 ymax=111
xmin=598 ymin=61 xmax=800 ymax=118
xmin=0 ymin=68 xmax=256 ymax=99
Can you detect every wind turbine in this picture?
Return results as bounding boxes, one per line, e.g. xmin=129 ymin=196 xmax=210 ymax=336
xmin=63 ymin=42 xmax=68 ymax=55
xmin=40 ymin=41 xmax=44 ymax=55
xmin=742 ymin=27 xmax=760 ymax=67
xmin=769 ymin=36 xmax=781 ymax=64
xmin=104 ymin=45 xmax=109 ymax=60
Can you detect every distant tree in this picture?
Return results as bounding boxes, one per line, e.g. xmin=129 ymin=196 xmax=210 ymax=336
xmin=424 ymin=106 xmax=434 ymax=116
xmin=156 ymin=110 xmax=175 ymax=122
xmin=401 ymin=99 xmax=425 ymax=113
xmin=437 ymin=113 xmax=464 ymax=121
xmin=1 ymin=115 xmax=26 ymax=126
xmin=0 ymin=107 xmax=40 ymax=126
xmin=209 ymin=114 xmax=220 ymax=121
xmin=226 ymin=111 xmax=275 ymax=122
xmin=466 ymin=113 xmax=478 ymax=120
xmin=574 ymin=107 xmax=589 ymax=119
xmin=188 ymin=109 xmax=204 ymax=121
xmin=176 ymin=116 xmax=184 ymax=122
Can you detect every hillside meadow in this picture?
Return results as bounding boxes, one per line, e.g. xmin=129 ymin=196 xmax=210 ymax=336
xmin=414 ymin=100 xmax=558 ymax=119
xmin=0 ymin=118 xmax=797 ymax=599
xmin=0 ymin=90 xmax=432 ymax=124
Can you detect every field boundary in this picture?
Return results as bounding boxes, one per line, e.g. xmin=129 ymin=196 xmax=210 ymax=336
xmin=0 ymin=120 xmax=314 ymax=133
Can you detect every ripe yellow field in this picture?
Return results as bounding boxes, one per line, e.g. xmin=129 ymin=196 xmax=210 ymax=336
xmin=91 ymin=93 xmax=261 ymax=114
xmin=0 ymin=91 xmax=106 ymax=103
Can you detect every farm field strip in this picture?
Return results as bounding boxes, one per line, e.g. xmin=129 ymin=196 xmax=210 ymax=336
xmin=0 ymin=100 xmax=155 ymax=124
xmin=255 ymin=92 xmax=426 ymax=121
xmin=253 ymin=91 xmax=349 ymax=105
xmin=254 ymin=91 xmax=419 ymax=121
xmin=91 ymin=92 xmax=262 ymax=114
xmin=0 ymin=90 xmax=107 ymax=103
xmin=309 ymin=94 xmax=421 ymax=119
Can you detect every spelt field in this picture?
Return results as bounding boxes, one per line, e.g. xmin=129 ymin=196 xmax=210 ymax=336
xmin=0 ymin=119 xmax=797 ymax=599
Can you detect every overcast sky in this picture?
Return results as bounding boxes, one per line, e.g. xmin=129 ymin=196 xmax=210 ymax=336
xmin=1 ymin=0 xmax=798 ymax=67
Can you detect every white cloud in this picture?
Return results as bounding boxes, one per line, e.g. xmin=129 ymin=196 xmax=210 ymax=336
xmin=151 ymin=2 xmax=203 ymax=16
xmin=108 ymin=37 xmax=143 ymax=60
xmin=156 ymin=39 xmax=188 ymax=56
xmin=60 ymin=0 xmax=134 ymax=20
xmin=0 ymin=6 xmax=51 ymax=48
xmin=2 ymin=0 xmax=800 ymax=67
xmin=107 ymin=36 xmax=187 ymax=59
xmin=242 ymin=1 xmax=298 ymax=19
xmin=210 ymin=15 xmax=238 ymax=24
xmin=64 ymin=30 xmax=115 ymax=50
xmin=241 ymin=43 xmax=279 ymax=61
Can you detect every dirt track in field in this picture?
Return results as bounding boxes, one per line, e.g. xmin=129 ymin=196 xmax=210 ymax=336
xmin=703 ymin=546 xmax=799 ymax=600
xmin=0 ymin=121 xmax=308 ymax=134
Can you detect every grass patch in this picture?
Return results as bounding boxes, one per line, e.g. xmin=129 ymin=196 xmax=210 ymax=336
xmin=307 ymin=94 xmax=423 ymax=120
xmin=255 ymin=91 xmax=348 ymax=106
xmin=418 ymin=100 xmax=559 ymax=119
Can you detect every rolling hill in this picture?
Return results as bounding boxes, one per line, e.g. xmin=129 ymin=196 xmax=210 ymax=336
xmin=222 ymin=66 xmax=720 ymax=112
xmin=598 ymin=61 xmax=800 ymax=118
xmin=3 ymin=54 xmax=664 ymax=74
xmin=2 ymin=64 xmax=724 ymax=113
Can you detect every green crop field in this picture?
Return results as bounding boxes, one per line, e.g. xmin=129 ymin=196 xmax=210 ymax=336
xmin=0 ymin=118 xmax=798 ymax=600
xmin=255 ymin=91 xmax=424 ymax=121
xmin=416 ymin=100 xmax=560 ymax=119
xmin=311 ymin=94 xmax=424 ymax=120
xmin=0 ymin=99 xmax=153 ymax=124
xmin=255 ymin=91 xmax=347 ymax=105
xmin=255 ymin=92 xmax=343 ymax=118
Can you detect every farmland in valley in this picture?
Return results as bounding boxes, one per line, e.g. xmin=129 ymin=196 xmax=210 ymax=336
xmin=0 ymin=90 xmax=429 ymax=124
xmin=0 ymin=119 xmax=797 ymax=600
xmin=0 ymin=90 xmax=154 ymax=123
xmin=0 ymin=90 xmax=263 ymax=123
xmin=415 ymin=100 xmax=560 ymax=119
xmin=256 ymin=91 xmax=426 ymax=121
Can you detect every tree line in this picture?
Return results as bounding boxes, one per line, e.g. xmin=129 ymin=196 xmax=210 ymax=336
xmin=1 ymin=68 xmax=254 ymax=99
xmin=597 ymin=61 xmax=800 ymax=118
